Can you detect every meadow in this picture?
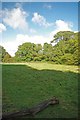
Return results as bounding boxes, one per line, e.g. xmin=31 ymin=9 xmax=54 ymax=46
xmin=2 ymin=62 xmax=79 ymax=118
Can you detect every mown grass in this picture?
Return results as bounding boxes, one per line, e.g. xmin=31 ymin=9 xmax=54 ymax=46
xmin=2 ymin=62 xmax=79 ymax=118
xmin=0 ymin=64 xmax=2 ymax=117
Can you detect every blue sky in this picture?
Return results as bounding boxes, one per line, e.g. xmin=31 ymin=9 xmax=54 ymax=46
xmin=0 ymin=2 xmax=78 ymax=56
xmin=2 ymin=0 xmax=79 ymax=2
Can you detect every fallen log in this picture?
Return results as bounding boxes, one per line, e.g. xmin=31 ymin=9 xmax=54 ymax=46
xmin=2 ymin=97 xmax=59 ymax=119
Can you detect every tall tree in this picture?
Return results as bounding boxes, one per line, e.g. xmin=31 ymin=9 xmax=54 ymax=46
xmin=51 ymin=31 xmax=78 ymax=65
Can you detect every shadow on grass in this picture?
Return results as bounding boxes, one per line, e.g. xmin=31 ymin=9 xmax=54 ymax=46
xmin=2 ymin=64 xmax=79 ymax=119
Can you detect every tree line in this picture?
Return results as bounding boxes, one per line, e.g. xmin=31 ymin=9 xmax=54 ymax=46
xmin=0 ymin=31 xmax=79 ymax=65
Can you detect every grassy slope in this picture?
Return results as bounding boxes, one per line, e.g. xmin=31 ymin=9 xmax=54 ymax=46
xmin=2 ymin=62 xmax=79 ymax=118
xmin=0 ymin=64 xmax=2 ymax=116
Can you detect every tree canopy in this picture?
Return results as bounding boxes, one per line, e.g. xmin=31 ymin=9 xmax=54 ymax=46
xmin=0 ymin=45 xmax=12 ymax=62
xmin=51 ymin=31 xmax=78 ymax=65
xmin=1 ymin=31 xmax=79 ymax=65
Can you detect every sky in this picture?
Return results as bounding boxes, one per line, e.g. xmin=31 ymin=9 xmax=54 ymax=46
xmin=0 ymin=2 xmax=78 ymax=56
xmin=2 ymin=0 xmax=79 ymax=2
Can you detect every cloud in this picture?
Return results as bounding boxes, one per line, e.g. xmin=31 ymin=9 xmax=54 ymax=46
xmin=0 ymin=23 xmax=6 ymax=33
xmin=1 ymin=34 xmax=51 ymax=56
xmin=1 ymin=19 xmax=74 ymax=56
xmin=29 ymin=28 xmax=37 ymax=33
xmin=16 ymin=34 xmax=50 ymax=47
xmin=0 ymin=10 xmax=3 ymax=18
xmin=2 ymin=6 xmax=37 ymax=33
xmin=44 ymin=4 xmax=52 ymax=9
xmin=55 ymin=20 xmax=72 ymax=31
xmin=15 ymin=2 xmax=23 ymax=8
xmin=3 ymin=7 xmax=28 ymax=30
xmin=1 ymin=41 xmax=18 ymax=57
xmin=32 ymin=12 xmax=53 ymax=27
xmin=74 ymin=31 xmax=78 ymax=33
xmin=50 ymin=19 xmax=73 ymax=37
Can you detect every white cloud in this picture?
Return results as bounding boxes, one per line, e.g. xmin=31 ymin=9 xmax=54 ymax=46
xmin=50 ymin=19 xmax=73 ymax=37
xmin=0 ymin=23 xmax=6 ymax=33
xmin=29 ymin=28 xmax=37 ymax=33
xmin=55 ymin=20 xmax=72 ymax=31
xmin=3 ymin=7 xmax=28 ymax=30
xmin=74 ymin=31 xmax=78 ymax=33
xmin=44 ymin=4 xmax=52 ymax=9
xmin=1 ymin=34 xmax=51 ymax=56
xmin=1 ymin=41 xmax=18 ymax=57
xmin=32 ymin=12 xmax=53 ymax=27
xmin=2 ymin=7 xmax=37 ymax=33
xmin=1 ymin=19 xmax=74 ymax=57
xmin=16 ymin=34 xmax=50 ymax=45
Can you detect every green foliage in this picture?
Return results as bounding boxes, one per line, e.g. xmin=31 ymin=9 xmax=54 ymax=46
xmin=0 ymin=45 xmax=12 ymax=62
xmin=14 ymin=31 xmax=78 ymax=65
xmin=51 ymin=31 xmax=75 ymax=43
xmin=1 ymin=31 xmax=79 ymax=65
xmin=43 ymin=43 xmax=53 ymax=61
xmin=15 ymin=42 xmax=42 ymax=62
xmin=51 ymin=31 xmax=78 ymax=65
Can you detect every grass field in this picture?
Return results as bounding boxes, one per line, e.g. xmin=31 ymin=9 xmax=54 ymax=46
xmin=2 ymin=62 xmax=79 ymax=118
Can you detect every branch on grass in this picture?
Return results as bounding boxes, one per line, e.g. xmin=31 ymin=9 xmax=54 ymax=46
xmin=2 ymin=97 xmax=59 ymax=119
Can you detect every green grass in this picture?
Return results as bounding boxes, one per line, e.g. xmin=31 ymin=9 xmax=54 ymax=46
xmin=2 ymin=62 xmax=79 ymax=118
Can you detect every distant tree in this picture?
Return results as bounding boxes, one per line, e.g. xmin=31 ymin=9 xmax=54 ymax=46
xmin=43 ymin=43 xmax=53 ymax=61
xmin=15 ymin=42 xmax=43 ymax=62
xmin=0 ymin=45 xmax=12 ymax=62
xmin=3 ymin=53 xmax=12 ymax=63
xmin=14 ymin=31 xmax=79 ymax=65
